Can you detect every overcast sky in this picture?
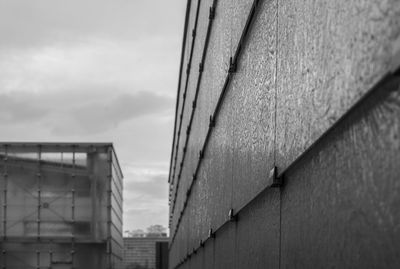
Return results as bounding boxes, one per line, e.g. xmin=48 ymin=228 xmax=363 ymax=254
xmin=0 ymin=0 xmax=186 ymax=232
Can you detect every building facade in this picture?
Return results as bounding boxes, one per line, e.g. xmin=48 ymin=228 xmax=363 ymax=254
xmin=0 ymin=143 xmax=123 ymax=268
xmin=169 ymin=0 xmax=400 ymax=268
xmin=123 ymin=237 xmax=168 ymax=269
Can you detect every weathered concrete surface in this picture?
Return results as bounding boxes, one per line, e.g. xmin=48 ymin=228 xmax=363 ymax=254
xmin=276 ymin=0 xmax=400 ymax=170
xmin=231 ymin=0 xmax=277 ymax=210
xmin=281 ymin=79 xmax=400 ymax=268
xmin=169 ymin=0 xmax=400 ymax=268
xmin=234 ymin=188 xmax=280 ymax=269
xmin=214 ymin=224 xmax=235 ymax=269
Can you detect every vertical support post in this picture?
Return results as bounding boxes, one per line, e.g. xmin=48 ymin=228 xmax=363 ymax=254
xmin=37 ymin=145 xmax=42 ymax=241
xmin=107 ymin=147 xmax=113 ymax=269
xmin=3 ymin=145 xmax=8 ymax=240
xmin=71 ymin=147 xmax=76 ymax=267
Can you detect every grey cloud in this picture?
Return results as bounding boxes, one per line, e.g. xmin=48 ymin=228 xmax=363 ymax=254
xmin=124 ymin=173 xmax=168 ymax=201
xmin=68 ymin=91 xmax=174 ymax=134
xmin=0 ymin=89 xmax=174 ymax=136
xmin=0 ymin=93 xmax=48 ymax=123
xmin=0 ymin=0 xmax=185 ymax=49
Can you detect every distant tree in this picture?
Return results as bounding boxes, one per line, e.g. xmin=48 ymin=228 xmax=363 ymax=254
xmin=146 ymin=224 xmax=167 ymax=237
xmin=124 ymin=229 xmax=145 ymax=237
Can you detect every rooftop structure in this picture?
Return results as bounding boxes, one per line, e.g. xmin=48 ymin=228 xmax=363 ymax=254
xmin=0 ymin=143 xmax=123 ymax=268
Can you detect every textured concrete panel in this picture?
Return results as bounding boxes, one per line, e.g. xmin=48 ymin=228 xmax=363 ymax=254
xmin=203 ymin=239 xmax=214 ymax=269
xmin=195 ymin=0 xmax=231 ymax=143
xmin=231 ymin=0 xmax=253 ymax=54
xmin=182 ymin=0 xmax=212 ymax=133
xmin=235 ymin=188 xmax=280 ymax=269
xmin=171 ymin=0 xmax=195 ymax=184
xmin=169 ymin=242 xmax=178 ymax=269
xmin=207 ymin=92 xmax=234 ymax=230
xmin=188 ymin=180 xmax=202 ymax=254
xmin=192 ymin=246 xmax=204 ymax=269
xmin=214 ymin=224 xmax=235 ymax=269
xmin=231 ymin=0 xmax=277 ymax=210
xmin=171 ymin=0 xmax=232 ymax=240
xmin=276 ymin=0 xmax=400 ymax=170
xmin=280 ymin=79 xmax=400 ymax=268
xmin=195 ymin=155 xmax=213 ymax=243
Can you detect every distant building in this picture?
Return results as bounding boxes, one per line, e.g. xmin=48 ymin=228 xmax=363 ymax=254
xmin=0 ymin=143 xmax=123 ymax=268
xmin=123 ymin=237 xmax=168 ymax=269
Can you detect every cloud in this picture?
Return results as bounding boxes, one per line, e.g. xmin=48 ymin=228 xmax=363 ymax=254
xmin=124 ymin=173 xmax=168 ymax=200
xmin=0 ymin=39 xmax=180 ymax=96
xmin=0 ymin=94 xmax=48 ymax=123
xmin=123 ymin=165 xmax=169 ymax=230
xmin=57 ymin=91 xmax=174 ymax=134
xmin=0 ymin=0 xmax=186 ymax=231
xmin=0 ymin=0 xmax=185 ymax=49
xmin=0 ymin=89 xmax=174 ymax=133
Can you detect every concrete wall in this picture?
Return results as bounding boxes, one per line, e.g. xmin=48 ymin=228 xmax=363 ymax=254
xmin=123 ymin=237 xmax=169 ymax=269
xmin=169 ymin=0 xmax=400 ymax=268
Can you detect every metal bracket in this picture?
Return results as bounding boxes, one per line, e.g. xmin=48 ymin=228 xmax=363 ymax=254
xmin=269 ymin=166 xmax=282 ymax=187
xmin=208 ymin=228 xmax=215 ymax=239
xmin=186 ymin=188 xmax=191 ymax=198
xmin=229 ymin=57 xmax=237 ymax=73
xmin=209 ymin=6 xmax=215 ymax=20
xmin=228 ymin=209 xmax=237 ymax=222
xmin=209 ymin=115 xmax=215 ymax=128
xmin=199 ymin=62 xmax=204 ymax=73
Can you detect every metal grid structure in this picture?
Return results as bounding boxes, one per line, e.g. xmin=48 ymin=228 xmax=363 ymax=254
xmin=169 ymin=0 xmax=400 ymax=268
xmin=0 ymin=143 xmax=123 ymax=269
